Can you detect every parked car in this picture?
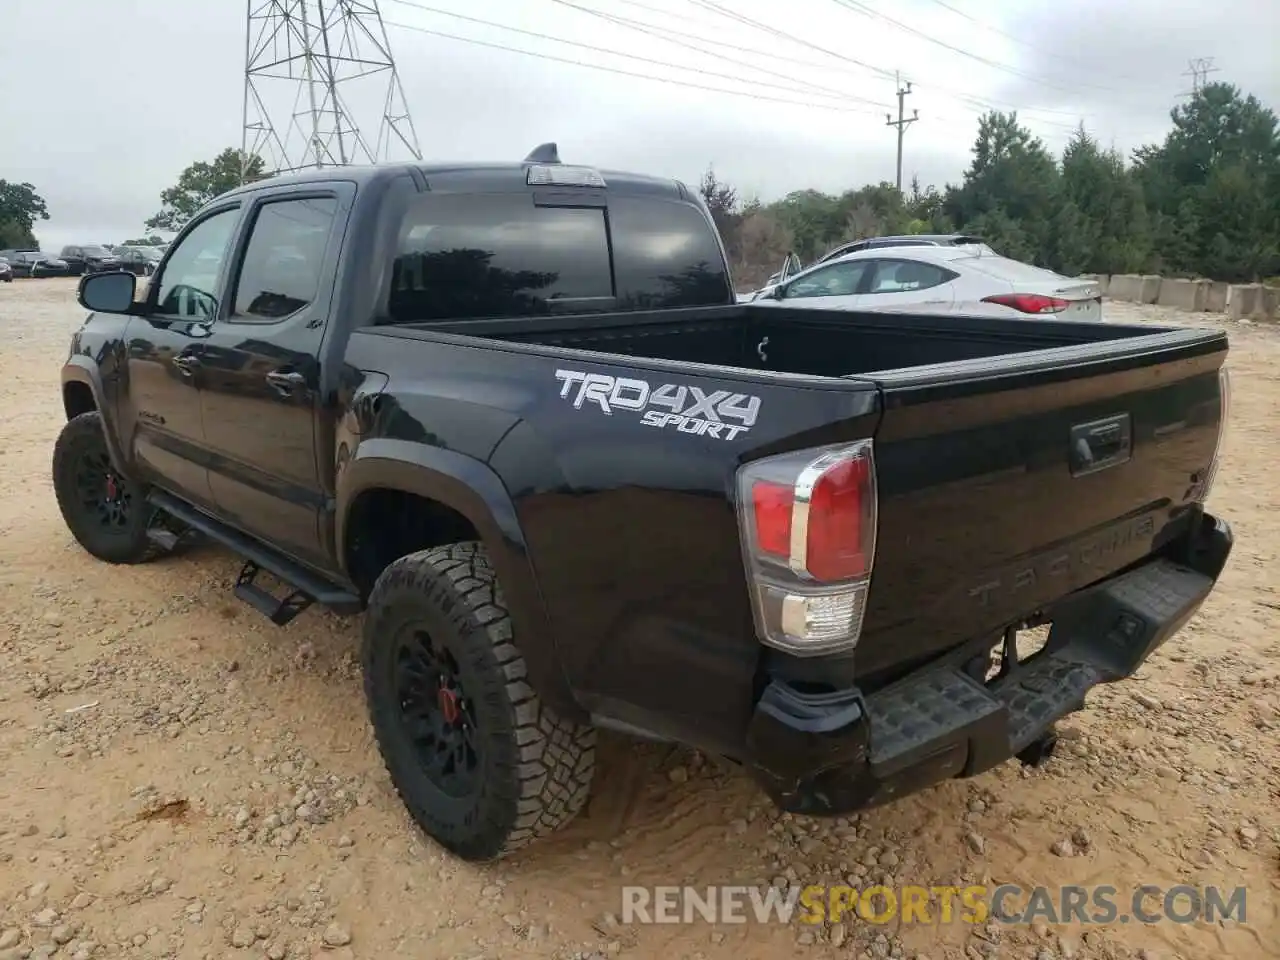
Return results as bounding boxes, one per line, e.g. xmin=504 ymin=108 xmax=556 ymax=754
xmin=0 ymin=251 xmax=69 ymax=277
xmin=113 ymin=245 xmax=164 ymax=277
xmin=57 ymin=150 xmax=1232 ymax=863
xmin=753 ymin=235 xmax=997 ymax=293
xmin=59 ymin=245 xmax=123 ymax=276
xmin=0 ymin=257 xmax=11 ymax=282
xmin=813 ymin=233 xmax=995 ymax=267
xmin=749 ymin=245 xmax=1105 ymax=321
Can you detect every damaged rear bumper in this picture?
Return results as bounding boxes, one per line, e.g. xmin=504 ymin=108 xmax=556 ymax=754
xmin=745 ymin=511 xmax=1233 ymax=816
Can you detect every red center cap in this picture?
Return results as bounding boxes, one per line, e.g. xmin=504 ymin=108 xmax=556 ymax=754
xmin=437 ymin=687 xmax=460 ymax=725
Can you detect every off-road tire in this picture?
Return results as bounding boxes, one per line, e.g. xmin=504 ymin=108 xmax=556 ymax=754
xmin=52 ymin=412 xmax=160 ymax=564
xmin=362 ymin=542 xmax=596 ymax=861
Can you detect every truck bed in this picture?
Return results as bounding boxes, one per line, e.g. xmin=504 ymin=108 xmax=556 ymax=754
xmin=395 ymin=304 xmax=1228 ymax=689
xmin=416 ymin=303 xmax=1197 ymax=379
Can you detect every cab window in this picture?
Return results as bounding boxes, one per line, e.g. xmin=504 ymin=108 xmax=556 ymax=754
xmin=387 ymin=193 xmax=613 ymax=323
xmin=152 ymin=208 xmax=239 ymax=319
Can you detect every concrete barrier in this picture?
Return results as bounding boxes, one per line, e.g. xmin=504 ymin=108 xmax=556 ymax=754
xmin=1205 ymin=281 xmax=1230 ymax=313
xmin=1156 ymin=278 xmax=1209 ymax=312
xmin=1138 ymin=275 xmax=1162 ymax=304
xmin=1227 ymin=284 xmax=1263 ymax=320
xmin=1101 ymin=273 xmax=1273 ymax=320
xmin=1080 ymin=273 xmax=1110 ymax=295
xmin=1108 ymin=274 xmax=1143 ymax=301
xmin=1255 ymin=285 xmax=1279 ymax=320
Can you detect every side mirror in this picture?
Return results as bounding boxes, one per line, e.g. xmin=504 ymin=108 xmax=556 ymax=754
xmin=78 ymin=271 xmax=137 ymax=314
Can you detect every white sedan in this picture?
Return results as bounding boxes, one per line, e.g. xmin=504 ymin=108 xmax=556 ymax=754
xmin=747 ymin=245 xmax=1104 ymax=321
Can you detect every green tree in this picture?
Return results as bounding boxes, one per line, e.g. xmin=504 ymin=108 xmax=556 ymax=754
xmin=699 ymin=166 xmax=738 ymax=230
xmin=906 ymin=176 xmax=951 ymax=232
xmin=945 ymin=111 xmax=1060 ymax=265
xmin=768 ymin=189 xmax=845 ymax=261
xmin=1059 ymin=127 xmax=1151 ymax=274
xmin=701 ymin=81 xmax=1279 ymax=284
xmin=0 ymin=180 xmax=50 ymax=249
xmin=146 ymin=148 xmax=268 ymax=232
xmin=1133 ymin=83 xmax=1280 ymax=280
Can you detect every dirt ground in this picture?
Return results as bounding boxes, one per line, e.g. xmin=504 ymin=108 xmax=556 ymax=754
xmin=0 ymin=278 xmax=1276 ymax=960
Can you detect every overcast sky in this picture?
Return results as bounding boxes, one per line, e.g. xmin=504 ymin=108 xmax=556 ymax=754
xmin=1 ymin=0 xmax=1276 ymax=250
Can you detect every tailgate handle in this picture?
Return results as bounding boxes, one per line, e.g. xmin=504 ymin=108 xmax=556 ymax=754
xmin=1070 ymin=414 xmax=1132 ymax=477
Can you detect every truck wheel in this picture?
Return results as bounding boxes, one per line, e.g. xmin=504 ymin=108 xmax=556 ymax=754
xmin=362 ymin=542 xmax=596 ymax=861
xmin=52 ymin=412 xmax=159 ymax=564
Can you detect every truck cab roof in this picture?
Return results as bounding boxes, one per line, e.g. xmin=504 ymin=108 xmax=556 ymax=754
xmin=221 ymin=159 xmax=691 ymax=203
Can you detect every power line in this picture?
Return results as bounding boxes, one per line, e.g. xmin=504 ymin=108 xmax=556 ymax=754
xmin=683 ymin=0 xmax=898 ymax=81
xmin=885 ymin=73 xmax=918 ymax=192
xmin=667 ymin=0 xmax=1086 ymax=130
xmin=380 ymin=19 xmax=889 ymax=114
xmin=383 ymin=0 xmax=885 ymax=109
xmin=829 ymin=0 xmax=1118 ymax=97
xmin=920 ymin=0 xmax=1142 ymax=80
xmin=384 ymin=0 xmax=1087 ymax=140
xmin=560 ymin=0 xmax=894 ymax=83
xmin=548 ymin=0 xmax=893 ymax=108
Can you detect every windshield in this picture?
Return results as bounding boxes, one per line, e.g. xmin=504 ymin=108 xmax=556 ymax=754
xmin=82 ymin=245 xmax=111 ymax=257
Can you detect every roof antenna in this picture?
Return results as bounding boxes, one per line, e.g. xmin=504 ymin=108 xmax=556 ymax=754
xmin=524 ymin=142 xmax=561 ymax=164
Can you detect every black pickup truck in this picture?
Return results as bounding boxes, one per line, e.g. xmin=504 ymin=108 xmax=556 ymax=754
xmin=57 ymin=146 xmax=1234 ymax=862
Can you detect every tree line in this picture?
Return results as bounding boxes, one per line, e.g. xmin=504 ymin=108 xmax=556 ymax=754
xmin=5 ymin=83 xmax=1275 ymax=287
xmin=704 ymin=82 xmax=1280 ymax=288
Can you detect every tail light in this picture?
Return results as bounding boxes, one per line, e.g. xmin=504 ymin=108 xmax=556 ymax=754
xmin=736 ymin=440 xmax=878 ymax=656
xmin=981 ymin=293 xmax=1070 ymax=314
xmin=1196 ymin=366 xmax=1231 ymax=502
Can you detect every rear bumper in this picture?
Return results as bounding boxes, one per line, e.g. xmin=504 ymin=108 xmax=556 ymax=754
xmin=745 ymin=511 xmax=1233 ymax=815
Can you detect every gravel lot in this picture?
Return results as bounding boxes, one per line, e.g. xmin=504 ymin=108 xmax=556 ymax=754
xmin=1 ymin=278 xmax=1276 ymax=960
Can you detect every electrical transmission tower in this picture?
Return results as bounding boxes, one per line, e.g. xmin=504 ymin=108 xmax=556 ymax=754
xmin=1181 ymin=57 xmax=1221 ymax=97
xmin=242 ymin=0 xmax=422 ymax=181
xmin=885 ymin=73 xmax=918 ymax=193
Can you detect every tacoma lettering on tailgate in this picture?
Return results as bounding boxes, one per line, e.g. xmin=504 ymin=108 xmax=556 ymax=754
xmin=554 ymin=369 xmax=761 ymax=440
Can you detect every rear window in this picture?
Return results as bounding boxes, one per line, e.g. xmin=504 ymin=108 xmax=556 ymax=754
xmin=609 ymin=197 xmax=731 ymax=309
xmin=387 ymin=193 xmax=613 ymax=323
xmin=961 ymin=255 xmax=1062 ymax=283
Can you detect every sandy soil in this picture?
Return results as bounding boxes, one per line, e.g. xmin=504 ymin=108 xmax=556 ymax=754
xmin=0 ymin=279 xmax=1276 ymax=960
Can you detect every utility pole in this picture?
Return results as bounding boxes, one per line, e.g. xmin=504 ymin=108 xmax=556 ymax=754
xmin=885 ymin=72 xmax=918 ymax=193
xmin=1181 ymin=57 xmax=1220 ymax=98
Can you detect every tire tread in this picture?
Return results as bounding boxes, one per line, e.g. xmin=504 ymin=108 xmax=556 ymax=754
xmin=362 ymin=541 xmax=595 ymax=860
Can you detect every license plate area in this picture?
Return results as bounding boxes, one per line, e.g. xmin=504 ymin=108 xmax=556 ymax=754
xmin=968 ymin=623 xmax=1054 ymax=684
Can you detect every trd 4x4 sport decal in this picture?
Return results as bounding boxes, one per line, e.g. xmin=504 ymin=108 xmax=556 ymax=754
xmin=554 ymin=369 xmax=761 ymax=441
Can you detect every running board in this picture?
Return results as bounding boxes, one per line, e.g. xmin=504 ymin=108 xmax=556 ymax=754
xmin=147 ymin=490 xmax=362 ymax=622
xmin=235 ymin=561 xmax=313 ymax=626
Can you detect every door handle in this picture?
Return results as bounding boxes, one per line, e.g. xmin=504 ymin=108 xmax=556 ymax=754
xmin=171 ymin=354 xmax=201 ymax=376
xmin=265 ymin=369 xmax=307 ymax=396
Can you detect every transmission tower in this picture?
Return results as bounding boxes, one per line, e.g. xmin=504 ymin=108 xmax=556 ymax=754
xmin=242 ymin=0 xmax=422 ymax=181
xmin=1181 ymin=57 xmax=1221 ymax=98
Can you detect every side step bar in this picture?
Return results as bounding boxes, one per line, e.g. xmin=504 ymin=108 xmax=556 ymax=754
xmin=148 ymin=490 xmax=362 ymax=624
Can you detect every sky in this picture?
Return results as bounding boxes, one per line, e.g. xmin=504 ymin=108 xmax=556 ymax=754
xmin=1 ymin=0 xmax=1276 ymax=251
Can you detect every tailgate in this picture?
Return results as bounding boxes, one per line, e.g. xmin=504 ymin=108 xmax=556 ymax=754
xmin=856 ymin=327 xmax=1228 ymax=680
